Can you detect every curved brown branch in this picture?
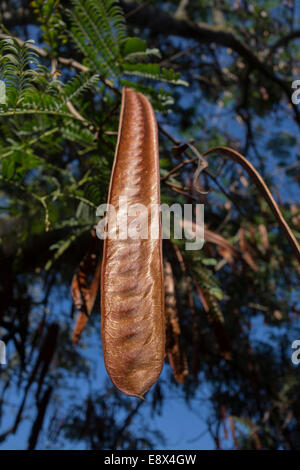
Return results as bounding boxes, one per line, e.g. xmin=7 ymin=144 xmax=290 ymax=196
xmin=203 ymin=146 xmax=300 ymax=263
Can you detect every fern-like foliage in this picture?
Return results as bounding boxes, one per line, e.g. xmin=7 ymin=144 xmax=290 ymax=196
xmin=68 ymin=0 xmax=188 ymax=91
xmin=0 ymin=38 xmax=43 ymax=107
xmin=0 ymin=37 xmax=100 ymax=123
xmin=60 ymin=120 xmax=96 ymax=147
xmin=68 ymin=0 xmax=126 ymax=77
xmin=0 ymin=35 xmax=102 ymax=225
xmin=122 ymin=63 xmax=188 ymax=86
xmin=58 ymin=73 xmax=100 ymax=110
xmin=0 ymin=1 xmax=188 ymax=236
xmin=0 ymin=38 xmax=62 ymax=115
xmin=30 ymin=0 xmax=68 ymax=55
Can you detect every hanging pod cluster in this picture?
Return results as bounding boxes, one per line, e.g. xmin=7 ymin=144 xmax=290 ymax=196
xmin=101 ymin=88 xmax=165 ymax=398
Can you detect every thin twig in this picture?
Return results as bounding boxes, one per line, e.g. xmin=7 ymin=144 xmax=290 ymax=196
xmin=159 ymin=124 xmax=245 ymax=215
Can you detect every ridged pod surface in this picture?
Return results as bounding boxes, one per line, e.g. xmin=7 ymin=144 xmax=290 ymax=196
xmin=101 ymin=87 xmax=165 ymax=398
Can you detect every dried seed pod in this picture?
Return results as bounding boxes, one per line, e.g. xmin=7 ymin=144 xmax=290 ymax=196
xmin=164 ymin=258 xmax=189 ymax=383
xmin=71 ymin=229 xmax=101 ymax=343
xmin=101 ymin=87 xmax=165 ymax=398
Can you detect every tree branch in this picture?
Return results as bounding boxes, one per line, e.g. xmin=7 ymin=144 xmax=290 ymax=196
xmin=120 ymin=1 xmax=300 ymax=124
xmin=269 ymin=29 xmax=300 ymax=56
xmin=1 ymin=2 xmax=299 ymax=122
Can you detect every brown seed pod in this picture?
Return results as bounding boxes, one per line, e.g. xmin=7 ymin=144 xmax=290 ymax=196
xmin=71 ymin=229 xmax=101 ymax=343
xmin=164 ymin=258 xmax=189 ymax=384
xmin=101 ymin=87 xmax=165 ymax=398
